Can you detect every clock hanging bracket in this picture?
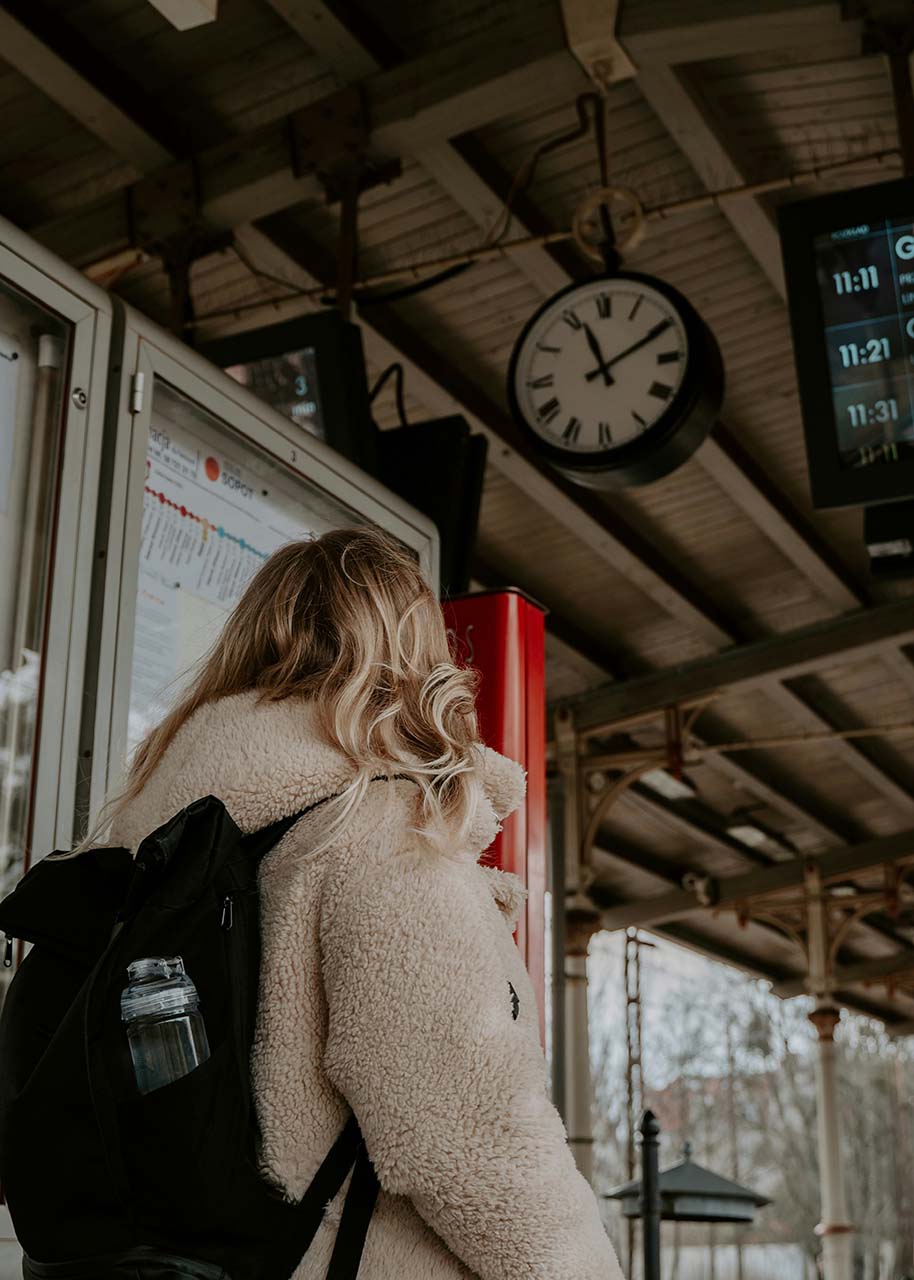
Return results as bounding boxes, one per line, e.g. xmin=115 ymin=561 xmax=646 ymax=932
xmin=570 ymin=93 xmax=646 ymax=274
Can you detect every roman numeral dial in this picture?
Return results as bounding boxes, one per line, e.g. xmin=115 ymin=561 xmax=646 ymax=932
xmin=511 ymin=278 xmax=690 ymax=458
xmin=508 ymin=273 xmax=722 ymax=489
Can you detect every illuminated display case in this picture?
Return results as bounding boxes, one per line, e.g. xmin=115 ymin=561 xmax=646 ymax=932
xmin=80 ymin=303 xmax=438 ymax=824
xmin=0 ymin=217 xmax=438 ymax=874
xmin=0 ymin=217 xmax=112 ymax=907
xmin=779 ymin=177 xmax=914 ymax=509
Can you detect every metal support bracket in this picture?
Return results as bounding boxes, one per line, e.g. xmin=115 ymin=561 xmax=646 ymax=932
xmin=129 ymin=159 xmax=201 ymax=255
xmin=288 ymin=86 xmax=401 ymax=204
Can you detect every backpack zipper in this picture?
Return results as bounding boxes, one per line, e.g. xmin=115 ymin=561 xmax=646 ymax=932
xmin=3 ymin=935 xmax=13 ymax=967
xmin=220 ymin=894 xmax=234 ymax=930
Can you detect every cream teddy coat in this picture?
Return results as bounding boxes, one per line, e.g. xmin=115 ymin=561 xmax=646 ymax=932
xmin=109 ymin=691 xmax=623 ymax=1280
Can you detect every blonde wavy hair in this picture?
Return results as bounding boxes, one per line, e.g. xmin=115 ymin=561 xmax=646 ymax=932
xmin=79 ymin=527 xmax=481 ymax=856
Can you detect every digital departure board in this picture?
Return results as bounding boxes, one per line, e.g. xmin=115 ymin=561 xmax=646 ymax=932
xmin=200 ymin=310 xmax=377 ymax=474
xmin=224 ymin=344 xmax=324 ymax=440
xmin=779 ymin=178 xmax=914 ymax=509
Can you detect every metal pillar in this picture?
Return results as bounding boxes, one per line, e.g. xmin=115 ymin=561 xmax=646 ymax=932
xmin=564 ymin=922 xmax=597 ymax=1181
xmin=806 ymin=861 xmax=854 ymax=1280
xmin=625 ymin=928 xmax=645 ymax=1274
xmin=809 ymin=1007 xmax=854 ymax=1280
xmin=640 ymin=1110 xmax=662 ymax=1280
xmin=555 ymin=707 xmax=601 ymax=1182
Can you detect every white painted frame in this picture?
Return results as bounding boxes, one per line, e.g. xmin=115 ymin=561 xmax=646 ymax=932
xmin=0 ymin=217 xmax=112 ymax=861
xmin=87 ymin=299 xmax=439 ymax=816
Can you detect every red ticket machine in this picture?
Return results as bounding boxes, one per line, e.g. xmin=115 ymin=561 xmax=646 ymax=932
xmin=443 ymin=589 xmax=547 ymax=1040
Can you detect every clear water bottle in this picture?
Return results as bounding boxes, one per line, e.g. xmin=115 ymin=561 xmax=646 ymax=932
xmin=120 ymin=956 xmax=211 ymax=1095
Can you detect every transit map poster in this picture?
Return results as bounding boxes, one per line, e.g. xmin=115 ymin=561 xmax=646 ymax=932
xmin=127 ymin=382 xmax=355 ymax=756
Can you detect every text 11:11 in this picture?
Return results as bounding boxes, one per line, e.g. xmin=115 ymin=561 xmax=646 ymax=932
xmin=833 ymin=265 xmax=878 ymax=295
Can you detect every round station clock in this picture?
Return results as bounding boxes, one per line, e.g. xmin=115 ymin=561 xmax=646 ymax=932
xmin=507 ymin=272 xmax=724 ymax=489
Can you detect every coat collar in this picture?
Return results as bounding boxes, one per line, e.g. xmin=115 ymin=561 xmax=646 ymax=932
xmin=109 ymin=690 xmax=526 ymax=865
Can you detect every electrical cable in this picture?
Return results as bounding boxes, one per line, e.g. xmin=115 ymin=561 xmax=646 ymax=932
xmin=325 ymin=261 xmax=473 ymax=308
xmin=230 ymin=240 xmax=302 ymax=293
xmin=186 ymin=145 xmax=898 ymax=328
xmin=368 ymin=362 xmax=408 ymax=428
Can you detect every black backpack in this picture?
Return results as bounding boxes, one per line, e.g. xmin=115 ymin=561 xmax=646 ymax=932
xmin=0 ymin=794 xmax=379 ymax=1280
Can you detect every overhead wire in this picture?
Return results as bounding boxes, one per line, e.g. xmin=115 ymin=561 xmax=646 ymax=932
xmin=190 ymin=144 xmax=900 ymax=330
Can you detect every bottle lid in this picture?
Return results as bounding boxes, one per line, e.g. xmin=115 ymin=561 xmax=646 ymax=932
xmin=121 ymin=955 xmax=200 ymax=1023
xmin=127 ymin=957 xmax=185 ymax=982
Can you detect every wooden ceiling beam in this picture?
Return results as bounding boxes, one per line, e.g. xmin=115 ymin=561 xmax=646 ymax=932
xmin=262 ymin=1 xmax=583 ymax=299
xmin=561 ymin=598 xmax=914 ymax=734
xmin=634 ymin=62 xmax=786 ymax=298
xmin=27 ymin=9 xmax=574 ymax=267
xmin=0 ymin=1 xmax=175 ymax=171
xmin=619 ymin=1 xmax=860 ymax=67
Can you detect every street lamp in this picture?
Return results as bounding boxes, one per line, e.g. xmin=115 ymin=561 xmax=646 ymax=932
xmin=605 ymin=1111 xmax=771 ymax=1280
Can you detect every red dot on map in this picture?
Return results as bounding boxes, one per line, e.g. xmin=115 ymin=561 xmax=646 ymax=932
xmin=180 ymin=506 xmax=187 ymax=516
xmin=204 ymin=456 xmax=220 ymax=482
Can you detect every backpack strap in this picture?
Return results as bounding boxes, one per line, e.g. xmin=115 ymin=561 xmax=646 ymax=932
xmin=252 ymin=778 xmax=405 ymax=1278
xmin=326 ymin=1138 xmax=381 ymax=1279
xmin=250 ymin=774 xmax=415 ymax=860
xmin=256 ymin=1113 xmax=370 ymax=1280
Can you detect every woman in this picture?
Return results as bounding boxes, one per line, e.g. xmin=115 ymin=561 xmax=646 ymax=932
xmin=105 ymin=527 xmax=623 ymax=1280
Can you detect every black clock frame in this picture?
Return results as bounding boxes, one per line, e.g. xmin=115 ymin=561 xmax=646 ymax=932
xmin=778 ymin=176 xmax=914 ymax=510
xmin=506 ymin=271 xmax=724 ymax=490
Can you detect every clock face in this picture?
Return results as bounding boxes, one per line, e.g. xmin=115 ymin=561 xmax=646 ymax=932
xmin=510 ymin=277 xmax=690 ymax=455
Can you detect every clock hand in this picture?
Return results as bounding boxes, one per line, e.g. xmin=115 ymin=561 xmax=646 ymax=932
xmin=582 ymin=323 xmax=614 ymax=387
xmin=585 ymin=318 xmax=673 ymax=382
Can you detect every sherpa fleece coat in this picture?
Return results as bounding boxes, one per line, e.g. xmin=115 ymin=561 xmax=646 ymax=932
xmin=109 ymin=691 xmax=623 ymax=1280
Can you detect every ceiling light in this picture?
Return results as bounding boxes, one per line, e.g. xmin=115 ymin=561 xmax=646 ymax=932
xmin=642 ymin=769 xmax=696 ymax=801
xmin=145 ymin=0 xmax=218 ymax=30
xmin=727 ymin=824 xmax=768 ymax=849
xmin=828 ymin=883 xmax=857 ymax=898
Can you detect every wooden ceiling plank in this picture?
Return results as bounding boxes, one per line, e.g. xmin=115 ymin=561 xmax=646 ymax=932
xmin=878 ymin=645 xmax=914 ymax=702
xmin=761 ymin=676 xmax=914 ymax=815
xmin=25 ymin=8 xmax=575 ymax=265
xmin=619 ymin=2 xmax=860 ymax=67
xmin=562 ymin=598 xmax=914 ymax=734
xmin=699 ymin=428 xmax=863 ymax=612
xmin=0 ymin=4 xmax=173 ymax=172
xmin=263 ymin=0 xmax=579 ymax=299
xmin=634 ymin=62 xmax=787 ymax=297
xmin=262 ymin=1 xmax=379 ymax=79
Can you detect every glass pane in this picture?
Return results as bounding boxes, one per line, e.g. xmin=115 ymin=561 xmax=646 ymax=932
xmin=127 ymin=379 xmax=364 ymax=757
xmin=0 ymin=284 xmax=71 ymax=908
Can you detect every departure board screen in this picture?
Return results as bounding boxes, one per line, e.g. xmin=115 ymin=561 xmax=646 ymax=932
xmin=813 ymin=217 xmax=914 ymax=471
xmin=224 ymin=345 xmax=324 ymax=440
